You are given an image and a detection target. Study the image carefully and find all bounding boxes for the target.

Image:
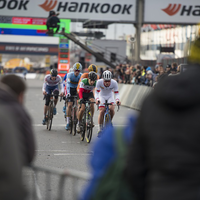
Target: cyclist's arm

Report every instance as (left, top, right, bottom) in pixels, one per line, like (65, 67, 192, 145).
(42, 76, 47, 92)
(95, 80, 101, 101)
(67, 73, 71, 94)
(113, 81, 120, 102)
(63, 74, 67, 87)
(59, 76, 64, 93)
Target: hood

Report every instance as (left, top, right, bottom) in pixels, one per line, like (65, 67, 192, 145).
(154, 65, 200, 109)
(0, 83, 18, 104)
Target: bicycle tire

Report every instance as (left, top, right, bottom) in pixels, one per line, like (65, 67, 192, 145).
(72, 107, 77, 136)
(70, 116, 73, 134)
(48, 104, 53, 131)
(104, 113, 111, 128)
(46, 109, 50, 130)
(80, 115, 86, 141)
(86, 112, 93, 143)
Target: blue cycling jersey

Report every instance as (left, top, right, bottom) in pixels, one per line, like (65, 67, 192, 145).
(67, 72, 82, 94)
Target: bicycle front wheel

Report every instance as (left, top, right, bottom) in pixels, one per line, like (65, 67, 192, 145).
(48, 104, 53, 131)
(86, 112, 93, 143)
(72, 107, 77, 136)
(104, 113, 111, 128)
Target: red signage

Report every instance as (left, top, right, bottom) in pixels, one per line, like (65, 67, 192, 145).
(12, 17, 47, 25)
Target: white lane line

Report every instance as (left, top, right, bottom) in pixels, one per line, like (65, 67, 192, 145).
(54, 153, 92, 156)
(36, 150, 67, 152)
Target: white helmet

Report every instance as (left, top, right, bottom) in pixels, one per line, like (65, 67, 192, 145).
(73, 62, 82, 71)
(103, 70, 112, 81)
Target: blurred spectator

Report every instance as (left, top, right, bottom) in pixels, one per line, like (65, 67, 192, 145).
(0, 75, 35, 200)
(171, 62, 177, 72)
(146, 70, 154, 87)
(81, 116, 137, 200)
(125, 66, 131, 84)
(165, 64, 171, 74)
(125, 63, 200, 200)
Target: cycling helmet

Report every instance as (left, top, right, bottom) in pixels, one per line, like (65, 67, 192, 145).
(88, 64, 98, 73)
(73, 62, 82, 71)
(88, 71, 97, 81)
(102, 70, 112, 81)
(50, 69, 57, 77)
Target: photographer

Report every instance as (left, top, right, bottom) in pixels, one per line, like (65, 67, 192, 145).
(46, 10, 60, 34)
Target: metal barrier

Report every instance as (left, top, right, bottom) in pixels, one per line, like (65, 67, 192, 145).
(24, 164, 90, 200)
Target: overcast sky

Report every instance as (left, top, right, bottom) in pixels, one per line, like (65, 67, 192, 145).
(71, 22, 135, 40)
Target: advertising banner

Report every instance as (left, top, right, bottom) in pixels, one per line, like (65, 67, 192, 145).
(144, 0, 200, 24)
(0, 0, 136, 22)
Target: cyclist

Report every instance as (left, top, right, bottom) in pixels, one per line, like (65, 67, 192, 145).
(65, 62, 82, 130)
(76, 71, 97, 133)
(42, 69, 64, 125)
(62, 68, 74, 113)
(95, 70, 121, 136)
(77, 64, 99, 94)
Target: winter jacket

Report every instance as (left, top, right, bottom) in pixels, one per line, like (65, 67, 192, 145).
(125, 64, 200, 200)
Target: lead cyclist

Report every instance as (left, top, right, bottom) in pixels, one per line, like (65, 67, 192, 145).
(95, 70, 121, 136)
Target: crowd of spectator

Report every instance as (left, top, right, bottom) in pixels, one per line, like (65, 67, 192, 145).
(99, 62, 181, 88)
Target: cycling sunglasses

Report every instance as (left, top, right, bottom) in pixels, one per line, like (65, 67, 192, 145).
(75, 70, 80, 72)
(104, 80, 111, 83)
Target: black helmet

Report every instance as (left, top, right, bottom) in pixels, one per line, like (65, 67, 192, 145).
(50, 69, 57, 77)
(88, 71, 97, 81)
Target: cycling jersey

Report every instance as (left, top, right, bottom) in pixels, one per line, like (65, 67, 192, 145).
(95, 79, 120, 106)
(77, 73, 99, 93)
(42, 74, 64, 93)
(67, 72, 82, 94)
(79, 78, 96, 99)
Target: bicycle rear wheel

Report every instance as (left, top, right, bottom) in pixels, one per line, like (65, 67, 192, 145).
(86, 112, 93, 143)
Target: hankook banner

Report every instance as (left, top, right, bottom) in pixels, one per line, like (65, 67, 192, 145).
(0, 42, 58, 55)
(0, 0, 136, 22)
(144, 0, 200, 24)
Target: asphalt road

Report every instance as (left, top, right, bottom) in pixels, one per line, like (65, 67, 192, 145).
(24, 79, 138, 199)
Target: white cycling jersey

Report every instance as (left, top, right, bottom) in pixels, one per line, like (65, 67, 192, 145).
(95, 79, 120, 106)
(42, 74, 64, 93)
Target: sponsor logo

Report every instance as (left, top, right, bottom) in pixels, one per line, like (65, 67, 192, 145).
(39, 0, 58, 12)
(162, 4, 200, 16)
(39, 0, 132, 15)
(76, 63, 80, 69)
(162, 4, 181, 16)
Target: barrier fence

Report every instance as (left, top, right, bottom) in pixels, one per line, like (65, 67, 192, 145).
(24, 164, 90, 200)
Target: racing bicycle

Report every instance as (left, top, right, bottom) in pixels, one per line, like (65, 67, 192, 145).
(79, 100, 95, 143)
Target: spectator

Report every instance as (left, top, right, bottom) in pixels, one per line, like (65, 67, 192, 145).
(0, 75, 35, 200)
(125, 61, 200, 200)
(81, 116, 137, 200)
(171, 62, 177, 72)
(46, 10, 60, 34)
(125, 66, 131, 84)
(146, 70, 154, 87)
(165, 64, 171, 74)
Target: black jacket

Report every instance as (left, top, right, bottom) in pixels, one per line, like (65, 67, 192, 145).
(126, 65, 200, 200)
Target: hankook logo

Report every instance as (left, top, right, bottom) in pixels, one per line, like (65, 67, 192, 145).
(38, 0, 132, 15)
(162, 4, 181, 16)
(162, 4, 200, 17)
(39, 0, 58, 12)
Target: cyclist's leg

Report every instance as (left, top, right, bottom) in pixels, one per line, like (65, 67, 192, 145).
(98, 96, 105, 132)
(89, 92, 95, 117)
(108, 96, 115, 120)
(78, 103, 85, 122)
(43, 95, 50, 124)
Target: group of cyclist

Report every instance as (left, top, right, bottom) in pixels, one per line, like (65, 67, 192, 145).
(42, 62, 121, 136)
